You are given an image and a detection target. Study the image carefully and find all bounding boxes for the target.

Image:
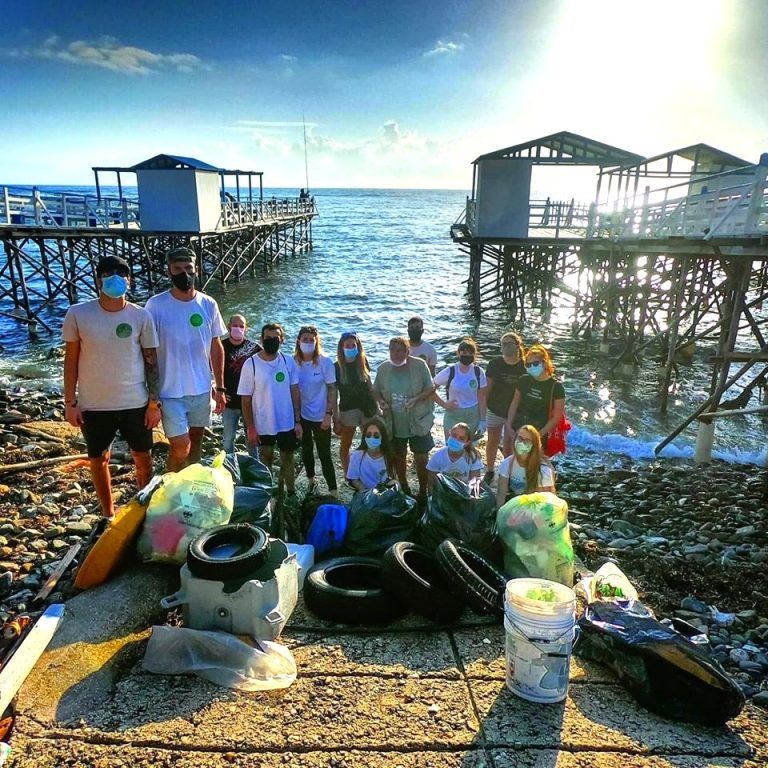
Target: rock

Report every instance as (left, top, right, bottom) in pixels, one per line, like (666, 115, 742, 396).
(683, 544, 709, 556)
(0, 572, 13, 598)
(736, 610, 758, 627)
(681, 596, 708, 614)
(752, 690, 768, 708)
(735, 525, 757, 538)
(65, 521, 92, 536)
(607, 538, 639, 549)
(610, 520, 642, 537)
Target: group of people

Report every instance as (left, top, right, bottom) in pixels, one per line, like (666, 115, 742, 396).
(63, 246, 566, 518)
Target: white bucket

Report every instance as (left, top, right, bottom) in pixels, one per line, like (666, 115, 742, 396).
(504, 578, 576, 704)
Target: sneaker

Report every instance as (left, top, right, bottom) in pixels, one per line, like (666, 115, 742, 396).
(483, 470, 495, 485)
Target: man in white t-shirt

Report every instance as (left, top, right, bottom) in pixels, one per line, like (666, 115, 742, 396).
(407, 316, 438, 375)
(145, 247, 227, 471)
(63, 255, 161, 517)
(238, 322, 302, 494)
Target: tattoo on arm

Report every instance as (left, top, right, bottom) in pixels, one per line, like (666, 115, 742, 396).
(142, 347, 160, 400)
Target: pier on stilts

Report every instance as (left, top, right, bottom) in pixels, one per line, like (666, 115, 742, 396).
(0, 154, 316, 338)
(452, 131, 768, 457)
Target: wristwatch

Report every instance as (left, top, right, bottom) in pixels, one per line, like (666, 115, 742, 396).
(214, 387, 226, 393)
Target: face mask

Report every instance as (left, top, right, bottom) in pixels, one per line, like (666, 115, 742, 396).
(408, 329, 423, 343)
(526, 363, 544, 377)
(229, 327, 245, 342)
(515, 439, 533, 455)
(459, 354, 474, 366)
(390, 357, 408, 367)
(366, 436, 382, 449)
(300, 341, 316, 356)
(263, 337, 281, 354)
(100, 274, 128, 299)
(171, 271, 195, 291)
(446, 436, 465, 452)
(343, 347, 359, 360)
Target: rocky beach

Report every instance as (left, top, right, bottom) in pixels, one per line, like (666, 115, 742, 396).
(0, 382, 766, 710)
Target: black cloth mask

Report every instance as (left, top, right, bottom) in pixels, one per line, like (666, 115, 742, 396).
(408, 329, 423, 343)
(171, 271, 195, 291)
(459, 354, 474, 366)
(263, 337, 281, 354)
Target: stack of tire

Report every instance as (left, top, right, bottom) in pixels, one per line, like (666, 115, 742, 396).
(303, 540, 508, 625)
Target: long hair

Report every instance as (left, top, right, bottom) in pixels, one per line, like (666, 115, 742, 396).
(294, 324, 322, 364)
(525, 344, 555, 377)
(357, 416, 395, 477)
(517, 424, 555, 493)
(451, 422, 481, 465)
(336, 333, 370, 383)
(501, 331, 525, 361)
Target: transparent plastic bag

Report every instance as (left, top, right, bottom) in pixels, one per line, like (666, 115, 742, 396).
(137, 452, 235, 564)
(142, 625, 297, 690)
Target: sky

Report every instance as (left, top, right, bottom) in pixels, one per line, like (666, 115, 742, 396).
(1, 0, 767, 189)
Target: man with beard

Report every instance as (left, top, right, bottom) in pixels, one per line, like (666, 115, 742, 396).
(145, 247, 227, 471)
(406, 315, 437, 376)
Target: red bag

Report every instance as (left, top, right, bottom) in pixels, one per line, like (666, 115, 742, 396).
(545, 383, 570, 457)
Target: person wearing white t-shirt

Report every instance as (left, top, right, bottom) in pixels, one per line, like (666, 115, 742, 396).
(434, 337, 488, 440)
(239, 322, 302, 494)
(346, 417, 395, 491)
(63, 255, 161, 517)
(496, 425, 556, 507)
(426, 423, 484, 490)
(145, 247, 227, 472)
(407, 315, 438, 375)
(293, 325, 337, 495)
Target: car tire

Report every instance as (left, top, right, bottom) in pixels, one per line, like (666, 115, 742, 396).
(187, 523, 271, 581)
(435, 539, 507, 618)
(381, 541, 465, 623)
(303, 556, 405, 625)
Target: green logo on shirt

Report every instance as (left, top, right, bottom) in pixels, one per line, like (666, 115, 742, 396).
(115, 323, 132, 338)
(469, 379, 478, 389)
(275, 371, 286, 383)
(190, 313, 204, 327)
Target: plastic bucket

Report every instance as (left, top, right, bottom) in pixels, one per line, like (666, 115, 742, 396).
(504, 577, 576, 704)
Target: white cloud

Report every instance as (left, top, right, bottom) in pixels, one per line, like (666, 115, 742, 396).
(423, 39, 464, 57)
(280, 54, 297, 63)
(7, 35, 207, 75)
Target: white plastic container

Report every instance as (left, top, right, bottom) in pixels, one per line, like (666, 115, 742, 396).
(286, 543, 315, 590)
(504, 578, 576, 704)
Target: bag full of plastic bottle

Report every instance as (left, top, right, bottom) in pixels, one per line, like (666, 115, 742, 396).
(137, 451, 235, 564)
(495, 491, 574, 586)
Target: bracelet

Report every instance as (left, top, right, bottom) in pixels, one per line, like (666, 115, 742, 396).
(214, 387, 226, 393)
(147, 400, 162, 410)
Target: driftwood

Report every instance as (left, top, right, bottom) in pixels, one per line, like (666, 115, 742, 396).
(33, 543, 82, 603)
(0, 453, 88, 476)
(7, 425, 67, 444)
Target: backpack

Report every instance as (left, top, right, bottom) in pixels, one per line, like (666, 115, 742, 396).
(446, 364, 482, 401)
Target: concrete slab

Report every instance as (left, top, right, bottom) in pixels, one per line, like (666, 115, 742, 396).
(283, 631, 460, 678)
(20, 670, 481, 751)
(452, 626, 616, 683)
(16, 564, 177, 723)
(470, 679, 752, 757)
(488, 749, 763, 768)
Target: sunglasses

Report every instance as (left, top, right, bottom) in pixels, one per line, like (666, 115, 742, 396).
(526, 361, 543, 367)
(365, 432, 381, 438)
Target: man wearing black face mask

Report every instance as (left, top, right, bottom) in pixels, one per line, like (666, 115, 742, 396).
(406, 316, 437, 376)
(145, 247, 228, 471)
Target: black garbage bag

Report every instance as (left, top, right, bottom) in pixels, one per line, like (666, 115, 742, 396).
(221, 452, 276, 531)
(418, 475, 497, 557)
(345, 484, 418, 557)
(575, 600, 745, 725)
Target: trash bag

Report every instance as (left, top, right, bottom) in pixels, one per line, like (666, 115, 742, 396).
(220, 453, 275, 529)
(345, 484, 418, 557)
(575, 600, 745, 725)
(137, 451, 234, 564)
(495, 492, 574, 586)
(143, 625, 296, 690)
(306, 503, 349, 558)
(418, 475, 497, 557)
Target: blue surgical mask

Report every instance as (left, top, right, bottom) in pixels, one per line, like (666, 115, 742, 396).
(446, 436, 465, 452)
(366, 436, 382, 449)
(101, 274, 128, 299)
(526, 363, 544, 377)
(515, 439, 533, 455)
(343, 347, 359, 360)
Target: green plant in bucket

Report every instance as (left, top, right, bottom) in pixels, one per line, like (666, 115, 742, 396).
(526, 586, 558, 602)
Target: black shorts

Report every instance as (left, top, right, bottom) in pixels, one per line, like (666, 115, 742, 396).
(81, 407, 152, 458)
(259, 429, 299, 451)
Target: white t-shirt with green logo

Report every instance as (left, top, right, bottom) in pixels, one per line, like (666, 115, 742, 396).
(145, 291, 227, 399)
(426, 446, 484, 481)
(238, 352, 299, 435)
(62, 299, 159, 410)
(433, 364, 488, 408)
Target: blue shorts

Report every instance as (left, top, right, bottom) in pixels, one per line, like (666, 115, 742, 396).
(392, 433, 434, 457)
(161, 393, 212, 438)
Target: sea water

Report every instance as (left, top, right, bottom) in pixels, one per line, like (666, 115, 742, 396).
(0, 185, 766, 466)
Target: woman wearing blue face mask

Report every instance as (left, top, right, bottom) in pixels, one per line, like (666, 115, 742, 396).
(496, 425, 555, 507)
(334, 332, 378, 475)
(426, 422, 484, 491)
(505, 345, 565, 455)
(346, 417, 395, 491)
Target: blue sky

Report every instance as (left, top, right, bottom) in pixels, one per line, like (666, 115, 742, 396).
(1, 0, 767, 188)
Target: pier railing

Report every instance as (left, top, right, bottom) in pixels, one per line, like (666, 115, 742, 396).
(219, 197, 317, 230)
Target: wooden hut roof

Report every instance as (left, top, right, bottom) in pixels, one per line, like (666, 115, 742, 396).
(606, 143, 750, 174)
(473, 131, 643, 167)
(130, 154, 221, 172)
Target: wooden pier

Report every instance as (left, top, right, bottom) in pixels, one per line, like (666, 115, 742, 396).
(452, 132, 768, 456)
(0, 155, 316, 338)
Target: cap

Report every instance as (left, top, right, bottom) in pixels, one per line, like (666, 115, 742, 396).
(165, 246, 196, 266)
(96, 255, 130, 277)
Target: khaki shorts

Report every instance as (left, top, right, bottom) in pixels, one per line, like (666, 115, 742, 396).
(337, 408, 366, 428)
